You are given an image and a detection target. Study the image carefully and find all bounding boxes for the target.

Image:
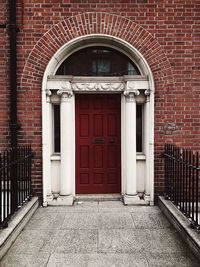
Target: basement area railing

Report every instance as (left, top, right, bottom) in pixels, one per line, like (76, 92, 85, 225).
(164, 144, 200, 229)
(0, 146, 33, 228)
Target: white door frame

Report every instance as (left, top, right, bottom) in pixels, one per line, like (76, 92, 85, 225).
(42, 35, 154, 206)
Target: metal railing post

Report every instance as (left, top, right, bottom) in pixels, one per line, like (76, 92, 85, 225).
(0, 146, 33, 228)
(164, 144, 200, 229)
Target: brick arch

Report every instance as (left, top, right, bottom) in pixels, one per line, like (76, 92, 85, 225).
(21, 12, 174, 88)
(19, 12, 174, 198)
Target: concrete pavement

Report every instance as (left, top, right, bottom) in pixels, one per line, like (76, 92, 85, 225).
(0, 200, 199, 266)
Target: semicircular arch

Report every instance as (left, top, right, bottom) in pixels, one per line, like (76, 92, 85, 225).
(21, 12, 174, 91)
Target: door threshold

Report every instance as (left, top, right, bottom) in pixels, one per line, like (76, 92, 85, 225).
(75, 194, 122, 202)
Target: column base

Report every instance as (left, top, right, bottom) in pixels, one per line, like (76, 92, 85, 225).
(144, 194, 154, 206)
(144, 194, 151, 202)
(56, 195, 74, 206)
(123, 194, 141, 205)
(46, 193, 54, 202)
(43, 194, 54, 206)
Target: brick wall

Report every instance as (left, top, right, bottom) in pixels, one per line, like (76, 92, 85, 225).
(0, 2, 9, 150)
(0, 0, 199, 199)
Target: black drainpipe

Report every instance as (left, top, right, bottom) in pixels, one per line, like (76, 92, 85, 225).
(8, 0, 18, 148)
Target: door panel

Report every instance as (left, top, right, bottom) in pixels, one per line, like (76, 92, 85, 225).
(93, 145, 104, 168)
(76, 94, 121, 194)
(80, 115, 89, 136)
(107, 145, 117, 167)
(80, 146, 89, 168)
(80, 173, 89, 184)
(94, 114, 104, 136)
(94, 173, 103, 184)
(107, 114, 117, 136)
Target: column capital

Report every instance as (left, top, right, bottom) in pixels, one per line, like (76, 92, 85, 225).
(46, 89, 52, 96)
(124, 80, 140, 102)
(144, 89, 151, 102)
(57, 82, 73, 102)
(124, 89, 140, 102)
(46, 89, 52, 103)
(144, 89, 151, 96)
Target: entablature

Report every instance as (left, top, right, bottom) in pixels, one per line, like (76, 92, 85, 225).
(47, 75, 150, 93)
(46, 75, 151, 104)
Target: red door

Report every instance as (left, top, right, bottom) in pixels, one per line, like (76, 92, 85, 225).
(76, 94, 121, 194)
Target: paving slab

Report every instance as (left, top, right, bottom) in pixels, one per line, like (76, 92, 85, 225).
(54, 229, 98, 254)
(39, 201, 99, 213)
(145, 252, 199, 267)
(47, 253, 149, 267)
(98, 228, 187, 254)
(0, 252, 49, 267)
(131, 211, 172, 229)
(26, 212, 66, 230)
(6, 230, 59, 254)
(98, 201, 161, 213)
(98, 200, 133, 213)
(128, 205, 162, 213)
(137, 228, 191, 253)
(61, 213, 99, 229)
(98, 229, 141, 253)
(98, 212, 135, 229)
(0, 200, 199, 267)
(98, 200, 125, 208)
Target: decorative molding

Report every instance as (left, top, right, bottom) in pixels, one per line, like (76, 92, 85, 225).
(46, 89, 52, 103)
(46, 79, 150, 105)
(144, 89, 151, 96)
(58, 81, 71, 91)
(57, 89, 73, 97)
(124, 89, 140, 102)
(72, 82, 124, 92)
(58, 90, 73, 103)
(145, 89, 151, 102)
(46, 89, 52, 97)
(126, 79, 150, 91)
(46, 76, 149, 93)
(47, 79, 73, 91)
(125, 80, 141, 102)
(57, 82, 73, 102)
(126, 81, 136, 90)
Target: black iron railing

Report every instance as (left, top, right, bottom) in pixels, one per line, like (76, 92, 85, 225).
(0, 146, 33, 228)
(164, 144, 200, 229)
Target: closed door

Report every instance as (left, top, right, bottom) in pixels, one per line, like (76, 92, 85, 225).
(75, 94, 121, 194)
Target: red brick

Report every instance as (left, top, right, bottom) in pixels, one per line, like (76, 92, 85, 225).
(0, 1, 199, 199)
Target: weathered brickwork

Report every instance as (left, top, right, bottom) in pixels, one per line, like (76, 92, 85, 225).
(0, 2, 9, 150)
(0, 1, 199, 199)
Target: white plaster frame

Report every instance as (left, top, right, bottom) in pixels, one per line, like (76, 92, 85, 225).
(42, 34, 154, 206)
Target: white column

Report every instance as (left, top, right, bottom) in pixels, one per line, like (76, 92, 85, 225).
(43, 90, 53, 205)
(149, 89, 154, 205)
(144, 89, 151, 202)
(57, 83, 74, 205)
(123, 85, 140, 205)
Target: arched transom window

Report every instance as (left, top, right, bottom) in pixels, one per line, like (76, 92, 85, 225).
(56, 46, 140, 76)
